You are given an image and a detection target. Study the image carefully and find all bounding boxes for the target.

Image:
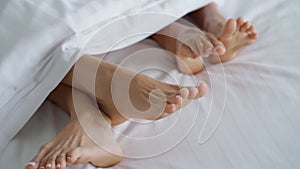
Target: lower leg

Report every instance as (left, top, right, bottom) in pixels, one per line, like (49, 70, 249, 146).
(189, 2, 225, 38)
(48, 83, 111, 122)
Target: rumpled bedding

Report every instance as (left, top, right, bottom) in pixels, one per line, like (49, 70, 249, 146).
(0, 0, 223, 153)
(1, 0, 300, 169)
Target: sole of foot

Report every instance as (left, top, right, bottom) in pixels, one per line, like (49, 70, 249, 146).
(210, 17, 258, 63)
(25, 119, 122, 169)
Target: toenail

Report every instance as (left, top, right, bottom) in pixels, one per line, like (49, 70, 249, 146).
(180, 88, 189, 98)
(26, 161, 37, 166)
(46, 163, 51, 168)
(176, 95, 180, 99)
(40, 166, 45, 169)
(66, 156, 72, 161)
(216, 45, 225, 54)
(56, 164, 61, 168)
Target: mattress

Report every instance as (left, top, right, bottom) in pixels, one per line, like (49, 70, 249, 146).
(1, 0, 300, 169)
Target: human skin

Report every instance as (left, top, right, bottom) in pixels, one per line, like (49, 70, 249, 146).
(26, 55, 208, 169)
(152, 2, 258, 74)
(25, 2, 258, 169)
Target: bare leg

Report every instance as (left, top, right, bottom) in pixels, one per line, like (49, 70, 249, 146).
(61, 55, 208, 125)
(25, 84, 122, 169)
(190, 2, 226, 38)
(190, 2, 258, 63)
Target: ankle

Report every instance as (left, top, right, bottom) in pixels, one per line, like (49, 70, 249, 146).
(190, 2, 224, 29)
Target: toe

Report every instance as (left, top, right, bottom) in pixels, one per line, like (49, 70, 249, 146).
(246, 25, 255, 33)
(45, 154, 58, 169)
(167, 99, 183, 113)
(179, 82, 207, 100)
(167, 94, 182, 105)
(165, 104, 177, 114)
(38, 165, 45, 169)
(194, 82, 208, 98)
(66, 148, 82, 164)
(220, 19, 237, 38)
(248, 32, 258, 39)
(240, 22, 250, 32)
(25, 161, 38, 169)
(39, 157, 49, 169)
(215, 45, 226, 56)
(236, 17, 244, 27)
(39, 151, 58, 169)
(245, 22, 252, 30)
(188, 87, 199, 99)
(164, 99, 184, 115)
(45, 162, 54, 169)
(179, 88, 189, 98)
(170, 104, 177, 112)
(165, 95, 182, 114)
(55, 154, 66, 169)
(205, 32, 225, 55)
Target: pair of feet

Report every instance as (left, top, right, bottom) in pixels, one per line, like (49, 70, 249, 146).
(25, 3, 258, 169)
(153, 4, 257, 74)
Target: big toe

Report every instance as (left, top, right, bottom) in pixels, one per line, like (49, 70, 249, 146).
(25, 161, 38, 169)
(220, 19, 237, 38)
(194, 82, 208, 98)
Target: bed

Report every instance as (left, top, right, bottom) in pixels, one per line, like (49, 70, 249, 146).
(1, 0, 300, 169)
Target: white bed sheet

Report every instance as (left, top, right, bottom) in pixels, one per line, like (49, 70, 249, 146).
(0, 0, 221, 153)
(1, 0, 300, 169)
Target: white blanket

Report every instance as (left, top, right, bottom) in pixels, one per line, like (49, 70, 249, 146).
(0, 0, 222, 153)
(1, 0, 300, 169)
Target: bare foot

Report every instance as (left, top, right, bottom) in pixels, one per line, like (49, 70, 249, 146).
(25, 85, 122, 169)
(62, 55, 208, 125)
(151, 22, 225, 74)
(25, 116, 122, 169)
(210, 18, 258, 63)
(190, 3, 258, 63)
(97, 64, 208, 125)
